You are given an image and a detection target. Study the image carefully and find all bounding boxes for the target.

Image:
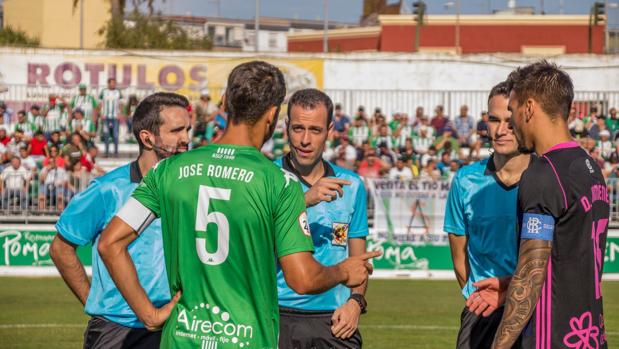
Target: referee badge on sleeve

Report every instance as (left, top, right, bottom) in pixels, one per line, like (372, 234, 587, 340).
(332, 223, 349, 246)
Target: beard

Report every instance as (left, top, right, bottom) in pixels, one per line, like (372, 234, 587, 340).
(513, 129, 534, 154)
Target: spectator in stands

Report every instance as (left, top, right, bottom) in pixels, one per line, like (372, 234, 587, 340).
(38, 155, 68, 211)
(0, 156, 30, 210)
(99, 78, 123, 157)
(0, 103, 12, 127)
(48, 131, 63, 149)
(400, 137, 416, 159)
(18, 147, 37, 172)
(62, 133, 85, 167)
(28, 105, 45, 131)
(80, 145, 105, 175)
(389, 155, 414, 180)
(334, 135, 357, 164)
(454, 105, 474, 148)
(0, 128, 10, 146)
(419, 158, 441, 180)
(43, 145, 66, 169)
(470, 111, 490, 159)
(66, 161, 90, 200)
(192, 93, 216, 138)
(6, 129, 27, 157)
(68, 109, 95, 144)
(377, 141, 396, 167)
(28, 130, 49, 161)
(598, 130, 613, 160)
(333, 104, 351, 135)
(357, 149, 387, 178)
(589, 115, 607, 141)
(437, 151, 452, 176)
(70, 84, 98, 124)
(370, 112, 387, 137)
(373, 124, 394, 149)
(43, 94, 69, 136)
(124, 94, 139, 139)
(0, 113, 7, 133)
(394, 114, 414, 149)
(354, 106, 367, 122)
(446, 160, 460, 181)
(433, 126, 460, 156)
(349, 116, 370, 147)
(607, 107, 619, 138)
(431, 105, 450, 135)
(13, 110, 35, 139)
(413, 125, 434, 155)
(569, 106, 587, 139)
(412, 106, 426, 127)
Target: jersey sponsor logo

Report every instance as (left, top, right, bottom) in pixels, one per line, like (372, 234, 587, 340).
(281, 168, 299, 187)
(586, 159, 595, 174)
(176, 302, 253, 348)
(332, 222, 349, 246)
(213, 147, 236, 160)
(298, 211, 311, 236)
(521, 213, 554, 241)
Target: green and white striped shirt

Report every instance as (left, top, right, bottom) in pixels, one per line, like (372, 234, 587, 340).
(44, 105, 68, 133)
(99, 88, 122, 119)
(71, 94, 98, 121)
(70, 118, 95, 133)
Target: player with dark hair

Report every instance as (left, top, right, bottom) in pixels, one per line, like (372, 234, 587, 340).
(276, 88, 369, 348)
(492, 60, 609, 348)
(50, 92, 191, 348)
(444, 81, 531, 348)
(97, 61, 379, 349)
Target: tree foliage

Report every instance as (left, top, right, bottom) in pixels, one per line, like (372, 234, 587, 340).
(101, 11, 212, 50)
(0, 26, 39, 47)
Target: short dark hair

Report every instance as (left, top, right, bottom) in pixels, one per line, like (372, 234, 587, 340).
(224, 61, 286, 126)
(506, 60, 574, 120)
(488, 81, 510, 102)
(132, 92, 189, 151)
(286, 88, 334, 127)
(107, 78, 115, 84)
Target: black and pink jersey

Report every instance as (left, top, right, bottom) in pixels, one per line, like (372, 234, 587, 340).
(517, 141, 609, 349)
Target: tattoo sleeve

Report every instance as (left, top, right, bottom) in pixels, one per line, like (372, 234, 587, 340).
(492, 239, 552, 349)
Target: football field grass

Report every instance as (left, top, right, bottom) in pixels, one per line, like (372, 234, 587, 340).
(0, 277, 617, 348)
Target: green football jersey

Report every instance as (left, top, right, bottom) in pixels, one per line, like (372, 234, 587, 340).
(131, 144, 314, 349)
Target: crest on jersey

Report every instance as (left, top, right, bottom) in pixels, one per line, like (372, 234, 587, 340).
(331, 222, 349, 246)
(298, 211, 311, 236)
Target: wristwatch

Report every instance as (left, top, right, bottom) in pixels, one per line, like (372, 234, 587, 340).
(348, 293, 367, 314)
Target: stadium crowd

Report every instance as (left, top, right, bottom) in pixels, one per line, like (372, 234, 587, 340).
(2, 85, 619, 213)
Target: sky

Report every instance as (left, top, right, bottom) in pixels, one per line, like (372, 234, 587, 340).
(144, 0, 618, 26)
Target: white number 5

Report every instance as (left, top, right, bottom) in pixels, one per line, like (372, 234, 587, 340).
(195, 185, 231, 265)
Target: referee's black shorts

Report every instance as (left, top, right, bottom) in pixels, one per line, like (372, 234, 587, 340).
(83, 316, 161, 349)
(279, 307, 362, 349)
(456, 306, 504, 349)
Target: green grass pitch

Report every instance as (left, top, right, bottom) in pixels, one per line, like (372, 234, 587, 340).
(0, 278, 617, 348)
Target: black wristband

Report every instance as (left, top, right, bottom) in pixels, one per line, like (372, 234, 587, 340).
(348, 293, 367, 314)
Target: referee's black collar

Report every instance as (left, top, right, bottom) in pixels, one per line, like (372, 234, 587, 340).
(484, 154, 535, 190)
(282, 152, 335, 188)
(130, 160, 143, 183)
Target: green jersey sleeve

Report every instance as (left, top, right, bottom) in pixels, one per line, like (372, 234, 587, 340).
(132, 162, 163, 217)
(274, 175, 314, 258)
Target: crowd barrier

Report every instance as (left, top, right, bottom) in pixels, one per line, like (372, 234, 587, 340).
(1, 178, 619, 279)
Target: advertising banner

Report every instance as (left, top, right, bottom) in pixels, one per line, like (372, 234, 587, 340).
(0, 228, 91, 267)
(0, 48, 324, 106)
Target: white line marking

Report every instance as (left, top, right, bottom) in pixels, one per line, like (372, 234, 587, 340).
(0, 324, 84, 329)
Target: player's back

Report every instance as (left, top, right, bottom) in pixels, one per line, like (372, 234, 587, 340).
(518, 142, 609, 348)
(134, 144, 313, 349)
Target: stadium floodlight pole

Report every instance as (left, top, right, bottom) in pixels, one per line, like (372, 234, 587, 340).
(80, 0, 84, 49)
(323, 0, 328, 53)
(255, 0, 260, 53)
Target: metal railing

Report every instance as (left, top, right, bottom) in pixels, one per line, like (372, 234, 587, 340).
(0, 171, 93, 221)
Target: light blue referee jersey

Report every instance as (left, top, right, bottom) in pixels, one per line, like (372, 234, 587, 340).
(443, 157, 520, 299)
(275, 155, 369, 311)
(55, 162, 170, 328)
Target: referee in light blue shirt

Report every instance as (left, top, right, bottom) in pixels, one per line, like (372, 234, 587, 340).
(443, 81, 531, 349)
(50, 92, 192, 349)
(275, 89, 369, 348)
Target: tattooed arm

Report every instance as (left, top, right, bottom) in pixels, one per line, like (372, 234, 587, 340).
(492, 239, 552, 349)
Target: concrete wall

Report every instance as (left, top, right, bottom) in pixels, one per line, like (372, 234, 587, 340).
(3, 0, 110, 49)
